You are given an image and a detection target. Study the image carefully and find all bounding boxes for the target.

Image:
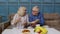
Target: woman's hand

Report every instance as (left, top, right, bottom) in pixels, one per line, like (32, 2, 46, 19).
(14, 17, 21, 25)
(17, 17, 21, 22)
(22, 23, 28, 28)
(22, 23, 27, 26)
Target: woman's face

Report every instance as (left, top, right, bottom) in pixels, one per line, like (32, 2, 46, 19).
(18, 9, 26, 16)
(23, 9, 26, 14)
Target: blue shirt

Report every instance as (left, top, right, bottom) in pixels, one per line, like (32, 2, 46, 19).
(29, 12, 44, 26)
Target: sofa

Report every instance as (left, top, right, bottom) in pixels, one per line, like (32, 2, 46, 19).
(0, 20, 10, 34)
(8, 13, 60, 30)
(44, 13, 60, 31)
(0, 13, 60, 34)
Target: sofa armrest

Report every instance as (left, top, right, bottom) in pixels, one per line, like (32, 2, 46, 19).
(0, 23, 2, 34)
(3, 20, 10, 29)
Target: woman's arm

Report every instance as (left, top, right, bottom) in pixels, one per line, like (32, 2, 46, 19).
(11, 14, 20, 25)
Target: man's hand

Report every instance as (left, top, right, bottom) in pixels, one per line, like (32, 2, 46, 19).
(29, 19, 40, 28)
(31, 22, 36, 28)
(35, 19, 40, 23)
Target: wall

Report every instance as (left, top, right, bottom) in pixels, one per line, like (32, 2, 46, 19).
(0, 0, 60, 22)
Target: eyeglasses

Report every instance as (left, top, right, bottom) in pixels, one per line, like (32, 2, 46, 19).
(32, 11, 37, 12)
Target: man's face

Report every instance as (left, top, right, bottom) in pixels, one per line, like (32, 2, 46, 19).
(32, 11, 39, 15)
(32, 6, 39, 15)
(32, 8, 39, 16)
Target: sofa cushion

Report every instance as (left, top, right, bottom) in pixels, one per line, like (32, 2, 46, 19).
(8, 13, 60, 20)
(0, 24, 2, 34)
(45, 20, 59, 27)
(44, 13, 59, 20)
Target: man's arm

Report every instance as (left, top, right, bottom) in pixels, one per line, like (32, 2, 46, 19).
(40, 14, 45, 26)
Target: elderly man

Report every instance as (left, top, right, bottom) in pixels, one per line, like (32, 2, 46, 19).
(29, 6, 44, 28)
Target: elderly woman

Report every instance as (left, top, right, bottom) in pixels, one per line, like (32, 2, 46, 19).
(11, 6, 29, 29)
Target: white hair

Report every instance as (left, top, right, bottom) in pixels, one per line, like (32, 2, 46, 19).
(32, 6, 39, 11)
(17, 6, 26, 16)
